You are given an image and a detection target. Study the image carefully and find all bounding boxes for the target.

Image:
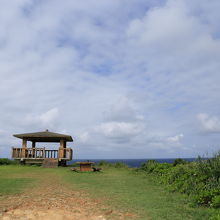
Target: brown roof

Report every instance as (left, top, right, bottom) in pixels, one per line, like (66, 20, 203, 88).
(13, 130, 73, 142)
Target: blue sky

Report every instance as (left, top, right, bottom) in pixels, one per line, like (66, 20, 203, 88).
(0, 0, 220, 159)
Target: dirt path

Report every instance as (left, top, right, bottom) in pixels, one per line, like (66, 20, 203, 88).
(0, 171, 127, 220)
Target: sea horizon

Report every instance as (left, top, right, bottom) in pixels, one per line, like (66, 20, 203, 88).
(68, 157, 207, 167)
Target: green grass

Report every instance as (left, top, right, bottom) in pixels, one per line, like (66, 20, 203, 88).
(61, 167, 216, 220)
(0, 165, 219, 219)
(0, 178, 33, 195)
(0, 165, 41, 195)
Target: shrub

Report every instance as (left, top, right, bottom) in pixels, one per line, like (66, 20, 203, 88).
(196, 153, 220, 181)
(68, 162, 78, 167)
(192, 189, 219, 206)
(0, 158, 18, 165)
(212, 195, 220, 208)
(139, 152, 220, 208)
(140, 160, 172, 175)
(153, 163, 172, 174)
(96, 161, 128, 168)
(140, 160, 157, 173)
(173, 158, 187, 166)
(97, 160, 109, 166)
(209, 213, 220, 220)
(113, 162, 128, 168)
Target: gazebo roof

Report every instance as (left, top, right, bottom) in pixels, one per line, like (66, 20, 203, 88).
(13, 130, 73, 142)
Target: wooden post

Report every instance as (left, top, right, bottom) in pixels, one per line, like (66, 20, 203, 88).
(43, 147, 45, 158)
(22, 139, 27, 148)
(59, 139, 66, 159)
(63, 140, 66, 158)
(11, 147, 14, 158)
(21, 139, 27, 158)
(70, 149, 73, 160)
(32, 141, 36, 158)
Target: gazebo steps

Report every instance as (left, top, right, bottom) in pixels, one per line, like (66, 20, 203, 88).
(23, 159, 44, 165)
(42, 159, 58, 168)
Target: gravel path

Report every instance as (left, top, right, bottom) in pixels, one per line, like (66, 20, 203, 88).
(0, 171, 126, 220)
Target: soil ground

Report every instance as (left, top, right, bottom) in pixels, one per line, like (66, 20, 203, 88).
(0, 171, 127, 220)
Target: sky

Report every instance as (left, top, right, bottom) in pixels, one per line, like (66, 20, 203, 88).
(0, 0, 220, 159)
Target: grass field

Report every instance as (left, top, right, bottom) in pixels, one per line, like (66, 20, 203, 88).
(0, 166, 36, 195)
(0, 165, 218, 219)
(62, 167, 216, 220)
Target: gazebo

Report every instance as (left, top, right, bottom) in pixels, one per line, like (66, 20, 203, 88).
(11, 130, 73, 167)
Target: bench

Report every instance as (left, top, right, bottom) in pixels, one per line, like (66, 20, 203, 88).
(70, 168, 79, 172)
(92, 167, 102, 172)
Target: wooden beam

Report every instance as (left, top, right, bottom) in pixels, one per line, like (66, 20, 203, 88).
(32, 142, 36, 158)
(21, 139, 27, 158)
(59, 139, 66, 159)
(22, 139, 27, 148)
(59, 139, 66, 148)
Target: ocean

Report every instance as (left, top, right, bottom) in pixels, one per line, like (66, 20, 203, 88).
(68, 158, 198, 168)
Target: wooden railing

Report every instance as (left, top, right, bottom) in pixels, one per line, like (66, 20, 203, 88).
(59, 148, 73, 160)
(12, 147, 72, 160)
(45, 150, 58, 159)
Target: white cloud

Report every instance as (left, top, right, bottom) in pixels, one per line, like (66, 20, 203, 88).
(167, 134, 184, 144)
(24, 108, 59, 129)
(197, 113, 220, 133)
(95, 122, 143, 139)
(103, 96, 144, 122)
(0, 0, 220, 158)
(126, 0, 220, 74)
(77, 132, 90, 143)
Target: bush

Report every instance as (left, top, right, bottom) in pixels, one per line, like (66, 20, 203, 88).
(209, 213, 220, 220)
(67, 162, 78, 167)
(140, 160, 157, 173)
(192, 189, 219, 206)
(212, 195, 220, 208)
(0, 158, 18, 165)
(140, 160, 172, 175)
(138, 152, 220, 208)
(196, 153, 220, 181)
(113, 162, 128, 168)
(173, 158, 187, 166)
(97, 160, 109, 166)
(96, 161, 128, 168)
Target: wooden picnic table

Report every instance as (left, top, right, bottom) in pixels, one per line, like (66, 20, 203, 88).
(76, 162, 94, 171)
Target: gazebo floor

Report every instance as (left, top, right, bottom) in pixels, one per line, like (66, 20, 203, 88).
(17, 158, 67, 167)
(21, 159, 44, 164)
